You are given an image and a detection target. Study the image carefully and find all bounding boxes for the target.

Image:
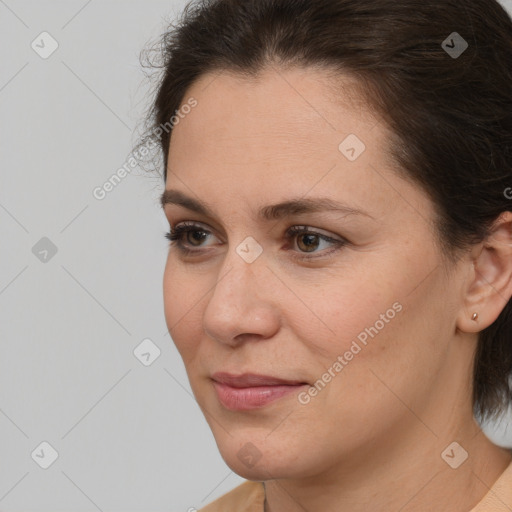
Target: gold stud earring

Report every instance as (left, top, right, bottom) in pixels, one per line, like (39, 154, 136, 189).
(472, 312, 478, 321)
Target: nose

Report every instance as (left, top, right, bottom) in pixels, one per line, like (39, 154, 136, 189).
(202, 245, 281, 347)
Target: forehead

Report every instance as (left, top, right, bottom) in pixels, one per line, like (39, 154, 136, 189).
(168, 66, 380, 169)
(164, 66, 430, 227)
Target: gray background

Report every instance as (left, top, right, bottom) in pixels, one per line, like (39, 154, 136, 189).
(1, 1, 511, 510)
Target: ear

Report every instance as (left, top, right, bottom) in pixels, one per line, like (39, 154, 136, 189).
(456, 211, 512, 333)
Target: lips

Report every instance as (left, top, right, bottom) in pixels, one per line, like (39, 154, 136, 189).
(212, 372, 307, 387)
(211, 372, 308, 410)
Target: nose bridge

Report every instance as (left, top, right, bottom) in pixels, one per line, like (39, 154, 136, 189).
(202, 240, 279, 343)
(217, 248, 259, 305)
(214, 233, 267, 303)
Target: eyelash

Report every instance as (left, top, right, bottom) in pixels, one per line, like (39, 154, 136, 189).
(164, 222, 347, 261)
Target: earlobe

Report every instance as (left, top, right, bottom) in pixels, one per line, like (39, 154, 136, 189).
(456, 211, 512, 334)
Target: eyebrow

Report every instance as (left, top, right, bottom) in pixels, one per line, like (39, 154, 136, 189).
(160, 189, 374, 221)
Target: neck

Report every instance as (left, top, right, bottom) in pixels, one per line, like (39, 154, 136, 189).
(263, 418, 511, 512)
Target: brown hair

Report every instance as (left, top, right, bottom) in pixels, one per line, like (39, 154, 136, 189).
(139, 0, 512, 422)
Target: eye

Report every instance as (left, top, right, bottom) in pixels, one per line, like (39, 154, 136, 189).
(164, 222, 347, 260)
(284, 226, 346, 260)
(164, 222, 216, 255)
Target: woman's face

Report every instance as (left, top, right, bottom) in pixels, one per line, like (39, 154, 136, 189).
(162, 66, 473, 480)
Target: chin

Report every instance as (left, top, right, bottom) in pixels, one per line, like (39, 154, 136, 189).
(225, 459, 274, 481)
(223, 453, 297, 481)
(214, 432, 315, 481)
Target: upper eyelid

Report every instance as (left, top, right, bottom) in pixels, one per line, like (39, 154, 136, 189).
(170, 222, 345, 243)
(167, 223, 348, 261)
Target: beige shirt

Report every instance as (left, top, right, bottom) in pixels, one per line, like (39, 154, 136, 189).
(199, 458, 512, 511)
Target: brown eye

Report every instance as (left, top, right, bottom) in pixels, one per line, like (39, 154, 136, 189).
(186, 229, 208, 246)
(296, 233, 320, 253)
(164, 223, 214, 254)
(285, 225, 347, 260)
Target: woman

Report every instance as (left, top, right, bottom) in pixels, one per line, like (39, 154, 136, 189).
(141, 0, 512, 509)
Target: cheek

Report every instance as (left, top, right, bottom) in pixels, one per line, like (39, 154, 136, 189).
(163, 260, 205, 363)
(297, 273, 399, 361)
(299, 266, 433, 385)
(308, 271, 447, 417)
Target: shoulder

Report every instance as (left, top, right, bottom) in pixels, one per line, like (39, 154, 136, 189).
(198, 480, 265, 512)
(470, 452, 512, 512)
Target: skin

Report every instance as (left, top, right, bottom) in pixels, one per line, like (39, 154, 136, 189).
(161, 65, 512, 512)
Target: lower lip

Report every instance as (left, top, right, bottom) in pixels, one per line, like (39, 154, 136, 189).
(212, 381, 307, 411)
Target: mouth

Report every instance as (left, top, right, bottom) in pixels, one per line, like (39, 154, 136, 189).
(211, 372, 309, 411)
